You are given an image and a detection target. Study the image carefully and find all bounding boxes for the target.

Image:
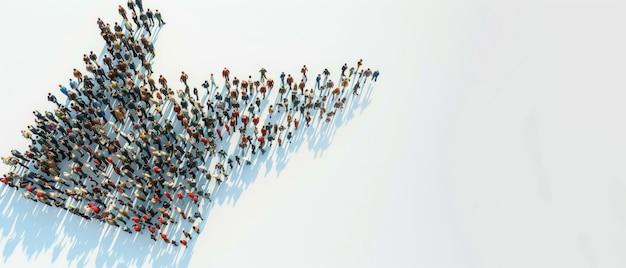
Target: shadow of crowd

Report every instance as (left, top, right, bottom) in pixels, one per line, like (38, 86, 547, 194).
(0, 2, 380, 267)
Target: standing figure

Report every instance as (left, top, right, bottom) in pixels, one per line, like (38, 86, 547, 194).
(135, 0, 144, 12)
(300, 65, 308, 81)
(259, 67, 268, 82)
(372, 70, 380, 82)
(118, 5, 128, 20)
(180, 71, 189, 87)
(155, 9, 166, 26)
(222, 68, 230, 82)
(146, 9, 155, 25)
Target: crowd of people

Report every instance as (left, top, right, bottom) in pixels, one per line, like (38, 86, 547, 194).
(0, 1, 379, 248)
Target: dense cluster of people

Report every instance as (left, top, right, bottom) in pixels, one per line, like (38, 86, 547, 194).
(1, 1, 379, 247)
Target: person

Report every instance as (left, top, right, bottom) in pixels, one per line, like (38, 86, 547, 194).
(259, 67, 267, 82)
(300, 65, 308, 81)
(180, 71, 189, 87)
(279, 72, 285, 86)
(286, 75, 293, 90)
(131, 11, 141, 29)
(118, 5, 127, 20)
(322, 68, 330, 78)
(146, 9, 155, 26)
(194, 211, 204, 220)
(59, 85, 69, 98)
(341, 63, 348, 76)
(348, 66, 355, 77)
(154, 10, 166, 26)
(124, 20, 134, 35)
(268, 105, 274, 118)
(364, 68, 372, 81)
(372, 69, 380, 82)
(222, 68, 230, 82)
(210, 73, 218, 89)
(139, 12, 151, 35)
(202, 80, 210, 94)
(48, 92, 60, 107)
(298, 80, 306, 94)
(352, 82, 360, 95)
(326, 80, 334, 91)
(73, 69, 83, 83)
(314, 74, 321, 90)
(135, 0, 143, 12)
(127, 0, 135, 12)
(158, 75, 167, 88)
(183, 229, 192, 240)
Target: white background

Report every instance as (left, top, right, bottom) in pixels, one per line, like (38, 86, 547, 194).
(0, 0, 625, 267)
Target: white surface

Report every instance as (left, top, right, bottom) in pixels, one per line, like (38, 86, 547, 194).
(0, 0, 625, 267)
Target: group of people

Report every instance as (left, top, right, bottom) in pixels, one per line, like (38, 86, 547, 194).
(1, 1, 379, 248)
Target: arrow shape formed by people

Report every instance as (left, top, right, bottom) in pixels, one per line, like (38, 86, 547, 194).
(1, 3, 380, 247)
